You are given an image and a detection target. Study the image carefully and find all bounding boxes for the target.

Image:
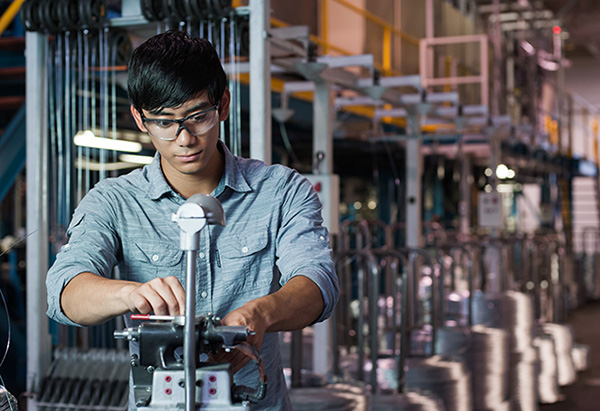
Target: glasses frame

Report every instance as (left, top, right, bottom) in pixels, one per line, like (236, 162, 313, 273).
(140, 104, 219, 141)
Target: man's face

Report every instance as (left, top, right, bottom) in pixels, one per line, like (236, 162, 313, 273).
(131, 91, 230, 184)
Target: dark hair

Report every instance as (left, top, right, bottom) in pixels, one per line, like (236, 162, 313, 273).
(127, 31, 227, 113)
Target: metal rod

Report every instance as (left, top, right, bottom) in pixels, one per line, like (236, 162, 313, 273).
(184, 249, 198, 411)
(26, 29, 52, 411)
(76, 30, 84, 203)
(397, 253, 408, 394)
(367, 252, 379, 394)
(290, 330, 303, 388)
(406, 248, 436, 356)
(249, 0, 271, 163)
(356, 256, 365, 382)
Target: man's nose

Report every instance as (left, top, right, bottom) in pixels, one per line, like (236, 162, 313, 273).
(174, 125, 195, 145)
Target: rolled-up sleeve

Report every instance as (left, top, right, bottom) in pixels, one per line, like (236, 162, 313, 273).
(46, 188, 119, 326)
(274, 171, 339, 323)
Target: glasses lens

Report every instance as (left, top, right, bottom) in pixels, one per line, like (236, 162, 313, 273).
(145, 120, 177, 140)
(182, 109, 219, 136)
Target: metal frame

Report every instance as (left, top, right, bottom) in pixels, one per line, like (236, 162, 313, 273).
(249, 0, 272, 164)
(26, 30, 52, 411)
(419, 34, 490, 107)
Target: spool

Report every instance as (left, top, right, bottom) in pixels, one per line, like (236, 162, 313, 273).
(533, 333, 562, 404)
(372, 391, 444, 410)
(541, 323, 576, 386)
(289, 383, 370, 411)
(571, 343, 591, 372)
(509, 346, 538, 411)
(405, 356, 472, 411)
(468, 325, 510, 410)
(453, 290, 538, 410)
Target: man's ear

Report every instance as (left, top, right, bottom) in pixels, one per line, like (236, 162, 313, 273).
(130, 105, 147, 132)
(218, 89, 231, 122)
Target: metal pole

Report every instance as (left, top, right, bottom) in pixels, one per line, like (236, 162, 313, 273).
(26, 30, 52, 411)
(490, 0, 502, 115)
(312, 80, 336, 376)
(313, 80, 333, 174)
(459, 152, 472, 235)
(425, 0, 435, 82)
(184, 250, 197, 411)
(249, 0, 271, 164)
(405, 113, 422, 248)
(367, 253, 379, 394)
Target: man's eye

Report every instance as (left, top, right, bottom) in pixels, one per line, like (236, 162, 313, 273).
(190, 113, 208, 123)
(152, 120, 174, 128)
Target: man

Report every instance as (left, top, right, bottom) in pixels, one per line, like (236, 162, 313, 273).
(46, 30, 339, 410)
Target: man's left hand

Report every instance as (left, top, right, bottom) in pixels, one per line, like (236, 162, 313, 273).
(211, 302, 266, 373)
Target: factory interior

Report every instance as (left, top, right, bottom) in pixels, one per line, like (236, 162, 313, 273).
(2, 0, 600, 409)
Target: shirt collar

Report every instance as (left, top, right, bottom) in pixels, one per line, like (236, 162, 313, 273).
(217, 140, 252, 195)
(145, 140, 252, 201)
(146, 152, 174, 200)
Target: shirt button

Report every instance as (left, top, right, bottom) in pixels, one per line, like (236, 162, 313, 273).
(242, 246, 249, 253)
(201, 291, 208, 298)
(319, 236, 325, 241)
(199, 252, 205, 258)
(152, 254, 159, 261)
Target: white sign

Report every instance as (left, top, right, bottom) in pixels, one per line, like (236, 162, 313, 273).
(478, 191, 503, 228)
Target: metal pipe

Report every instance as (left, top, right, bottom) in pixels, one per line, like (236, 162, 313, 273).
(290, 330, 303, 388)
(184, 249, 197, 411)
(313, 80, 333, 174)
(404, 247, 436, 356)
(366, 252, 379, 394)
(26, 29, 52, 411)
(249, 0, 271, 163)
(356, 254, 365, 382)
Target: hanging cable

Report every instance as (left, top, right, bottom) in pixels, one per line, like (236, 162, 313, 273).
(0, 280, 11, 372)
(278, 122, 299, 166)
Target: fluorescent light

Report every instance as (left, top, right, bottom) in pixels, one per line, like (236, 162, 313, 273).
(75, 158, 142, 171)
(74, 130, 142, 153)
(119, 154, 154, 165)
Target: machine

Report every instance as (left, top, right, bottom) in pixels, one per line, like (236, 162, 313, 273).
(113, 194, 266, 410)
(114, 314, 266, 410)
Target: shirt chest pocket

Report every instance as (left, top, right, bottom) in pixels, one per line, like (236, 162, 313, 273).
(125, 240, 185, 282)
(216, 228, 273, 293)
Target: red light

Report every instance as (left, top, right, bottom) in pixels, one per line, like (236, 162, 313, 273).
(553, 26, 562, 35)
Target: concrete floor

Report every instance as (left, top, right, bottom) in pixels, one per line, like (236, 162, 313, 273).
(541, 301, 600, 411)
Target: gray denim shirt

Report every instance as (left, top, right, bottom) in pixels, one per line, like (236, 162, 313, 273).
(46, 141, 339, 410)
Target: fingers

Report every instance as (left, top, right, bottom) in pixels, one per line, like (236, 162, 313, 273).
(221, 307, 266, 349)
(129, 276, 185, 316)
(159, 276, 186, 315)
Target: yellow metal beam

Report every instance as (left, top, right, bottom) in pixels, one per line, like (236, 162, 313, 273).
(0, 0, 26, 37)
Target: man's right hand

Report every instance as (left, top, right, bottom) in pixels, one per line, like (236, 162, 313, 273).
(61, 272, 186, 326)
(123, 276, 186, 316)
